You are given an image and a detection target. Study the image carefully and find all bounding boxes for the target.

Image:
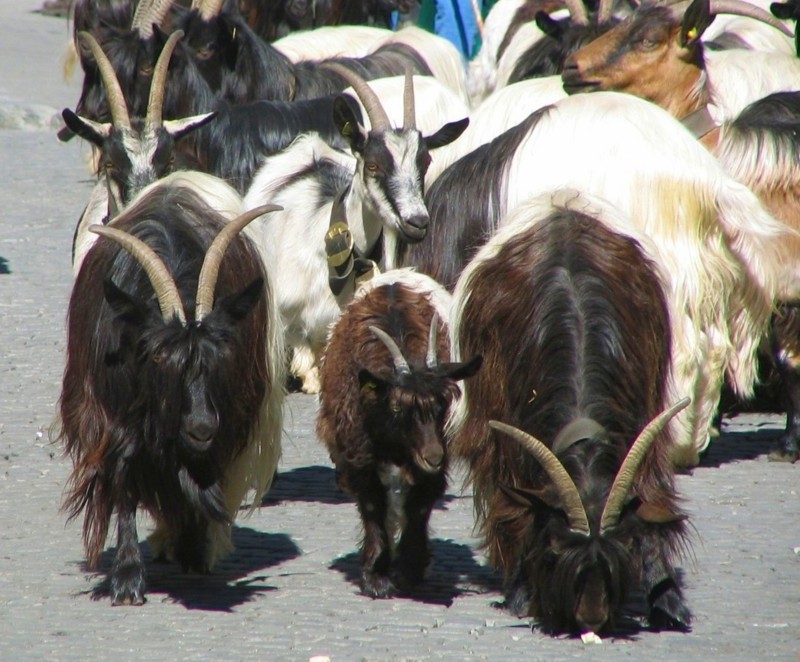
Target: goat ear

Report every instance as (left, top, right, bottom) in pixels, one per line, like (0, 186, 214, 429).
(635, 499, 687, 524)
(680, 0, 714, 46)
(103, 278, 150, 325)
(164, 112, 217, 140)
(358, 368, 387, 394)
(499, 482, 557, 511)
(334, 95, 367, 152)
(209, 277, 264, 323)
(535, 11, 564, 40)
(424, 117, 469, 150)
(62, 109, 110, 148)
(770, 1, 796, 19)
(439, 354, 483, 381)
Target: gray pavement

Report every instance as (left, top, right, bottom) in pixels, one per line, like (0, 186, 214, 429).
(0, 3, 798, 660)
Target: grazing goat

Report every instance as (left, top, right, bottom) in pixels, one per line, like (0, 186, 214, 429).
(448, 191, 692, 633)
(58, 185, 285, 605)
(399, 91, 791, 467)
(317, 270, 481, 597)
(65, 29, 216, 273)
(244, 68, 468, 393)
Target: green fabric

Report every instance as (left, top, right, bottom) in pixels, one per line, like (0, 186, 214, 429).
(417, 0, 437, 33)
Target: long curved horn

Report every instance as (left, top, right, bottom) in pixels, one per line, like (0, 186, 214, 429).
(195, 204, 282, 321)
(402, 68, 416, 131)
(599, 397, 691, 533)
(426, 312, 439, 368)
(193, 0, 226, 20)
(369, 326, 411, 375)
(131, 0, 175, 38)
(89, 224, 186, 324)
(710, 0, 794, 36)
(489, 420, 591, 536)
(325, 63, 391, 132)
(78, 31, 131, 129)
(563, 0, 590, 26)
(146, 29, 184, 127)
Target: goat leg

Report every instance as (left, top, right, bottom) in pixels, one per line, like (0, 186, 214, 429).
(110, 498, 145, 606)
(769, 311, 800, 462)
(392, 481, 441, 590)
(640, 531, 690, 631)
(356, 476, 394, 598)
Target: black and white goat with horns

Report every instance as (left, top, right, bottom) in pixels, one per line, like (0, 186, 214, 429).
(66, 29, 217, 274)
(244, 66, 468, 393)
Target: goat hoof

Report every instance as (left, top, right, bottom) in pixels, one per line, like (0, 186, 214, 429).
(111, 563, 146, 606)
(360, 572, 395, 599)
(768, 435, 799, 463)
(649, 587, 691, 631)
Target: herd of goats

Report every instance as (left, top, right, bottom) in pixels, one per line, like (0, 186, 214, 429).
(52, 0, 800, 639)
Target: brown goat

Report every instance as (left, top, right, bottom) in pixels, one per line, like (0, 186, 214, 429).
(316, 271, 480, 597)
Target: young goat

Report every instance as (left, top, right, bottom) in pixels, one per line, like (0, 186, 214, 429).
(57, 185, 285, 605)
(317, 270, 481, 597)
(448, 192, 692, 634)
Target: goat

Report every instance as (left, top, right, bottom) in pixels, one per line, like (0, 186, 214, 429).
(561, 0, 796, 147)
(398, 91, 791, 467)
(317, 269, 481, 597)
(64, 30, 216, 273)
(57, 183, 285, 605)
(447, 191, 692, 633)
(243, 68, 468, 393)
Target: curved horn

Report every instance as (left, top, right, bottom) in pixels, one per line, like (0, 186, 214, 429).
(193, 0, 226, 20)
(599, 397, 691, 533)
(426, 312, 439, 368)
(89, 224, 186, 324)
(368, 326, 411, 375)
(77, 31, 131, 129)
(146, 29, 184, 127)
(325, 63, 391, 132)
(195, 204, 282, 321)
(596, 0, 614, 25)
(563, 0, 590, 26)
(131, 0, 175, 38)
(489, 420, 591, 535)
(402, 68, 416, 131)
(709, 0, 794, 36)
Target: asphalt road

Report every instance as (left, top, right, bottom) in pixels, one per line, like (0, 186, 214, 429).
(0, 2, 798, 660)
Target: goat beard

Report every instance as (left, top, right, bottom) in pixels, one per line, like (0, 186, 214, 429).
(178, 467, 229, 524)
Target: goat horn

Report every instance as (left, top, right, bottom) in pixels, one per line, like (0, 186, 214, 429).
(146, 29, 184, 128)
(599, 397, 691, 533)
(709, 0, 794, 36)
(89, 224, 186, 324)
(563, 0, 590, 26)
(131, 0, 175, 38)
(77, 31, 131, 130)
(489, 420, 591, 536)
(325, 63, 392, 132)
(402, 68, 416, 131)
(194, 0, 226, 20)
(596, 0, 614, 25)
(368, 326, 411, 375)
(426, 312, 439, 368)
(195, 204, 282, 321)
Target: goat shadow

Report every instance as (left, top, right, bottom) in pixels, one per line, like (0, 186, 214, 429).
(261, 464, 461, 509)
(0, 257, 10, 274)
(79, 525, 300, 611)
(696, 425, 783, 469)
(330, 538, 502, 607)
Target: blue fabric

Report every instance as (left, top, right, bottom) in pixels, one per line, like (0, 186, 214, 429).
(434, 0, 481, 59)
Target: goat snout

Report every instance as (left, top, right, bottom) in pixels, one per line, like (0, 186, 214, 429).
(400, 214, 429, 243)
(561, 58, 599, 95)
(414, 439, 445, 474)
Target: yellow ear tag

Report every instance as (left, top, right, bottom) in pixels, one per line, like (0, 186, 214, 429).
(342, 121, 352, 137)
(361, 381, 376, 393)
(686, 27, 698, 41)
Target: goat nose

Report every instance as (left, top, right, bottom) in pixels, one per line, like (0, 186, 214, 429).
(186, 419, 216, 450)
(401, 214, 429, 243)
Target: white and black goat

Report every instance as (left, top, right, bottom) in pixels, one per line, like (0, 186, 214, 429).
(57, 183, 286, 605)
(65, 29, 216, 273)
(317, 270, 481, 597)
(244, 67, 468, 393)
(448, 191, 692, 634)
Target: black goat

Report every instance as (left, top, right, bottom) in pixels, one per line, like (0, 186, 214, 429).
(57, 183, 285, 605)
(316, 273, 481, 597)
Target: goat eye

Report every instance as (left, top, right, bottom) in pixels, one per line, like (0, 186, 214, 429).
(365, 162, 379, 174)
(636, 37, 658, 51)
(196, 47, 214, 60)
(139, 65, 154, 76)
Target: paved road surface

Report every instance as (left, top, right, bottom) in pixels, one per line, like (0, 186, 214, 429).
(0, 2, 798, 660)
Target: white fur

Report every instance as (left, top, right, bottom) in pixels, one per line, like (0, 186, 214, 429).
(449, 92, 791, 466)
(273, 25, 392, 61)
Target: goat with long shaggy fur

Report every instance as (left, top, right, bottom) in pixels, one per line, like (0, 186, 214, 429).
(448, 192, 692, 634)
(57, 183, 285, 605)
(317, 270, 480, 597)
